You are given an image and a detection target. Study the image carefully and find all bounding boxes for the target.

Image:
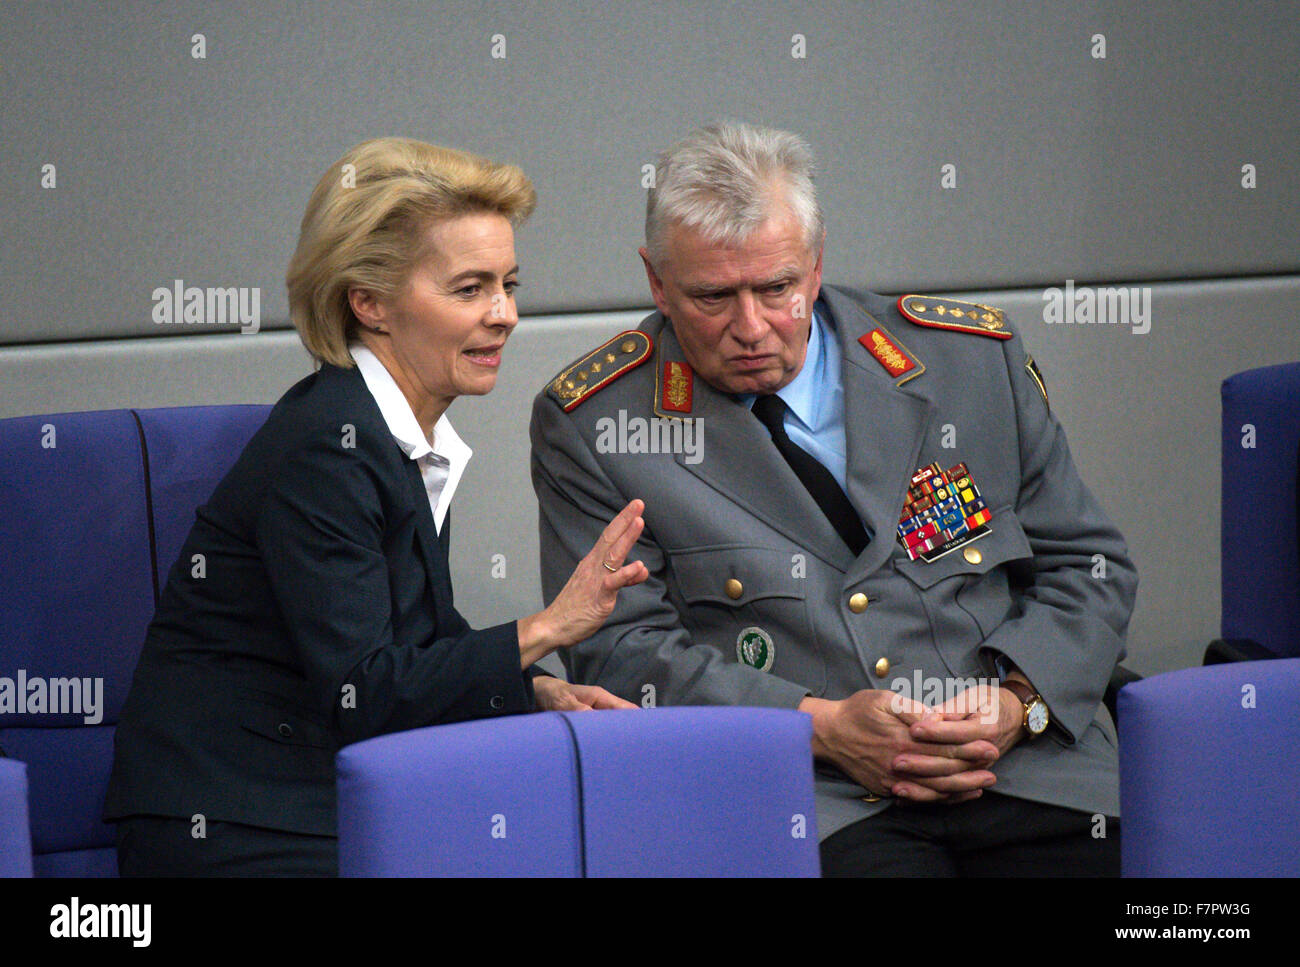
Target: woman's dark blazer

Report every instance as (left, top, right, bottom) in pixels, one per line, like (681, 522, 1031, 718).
(104, 362, 538, 836)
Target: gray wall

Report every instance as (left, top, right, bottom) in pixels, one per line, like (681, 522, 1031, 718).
(3, 1, 1298, 677)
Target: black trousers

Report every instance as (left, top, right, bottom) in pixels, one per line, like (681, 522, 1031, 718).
(115, 814, 337, 877)
(819, 792, 1120, 877)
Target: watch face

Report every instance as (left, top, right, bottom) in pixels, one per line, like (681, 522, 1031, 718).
(1026, 701, 1049, 734)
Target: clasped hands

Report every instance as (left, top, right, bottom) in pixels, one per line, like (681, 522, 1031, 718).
(801, 684, 1026, 803)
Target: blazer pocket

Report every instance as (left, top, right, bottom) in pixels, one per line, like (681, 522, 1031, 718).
(668, 545, 824, 692)
(237, 692, 336, 750)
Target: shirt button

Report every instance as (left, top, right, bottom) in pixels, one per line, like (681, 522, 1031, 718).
(277, 722, 294, 738)
(489, 695, 505, 710)
(724, 578, 743, 600)
(874, 657, 891, 678)
(963, 546, 983, 565)
(848, 592, 869, 614)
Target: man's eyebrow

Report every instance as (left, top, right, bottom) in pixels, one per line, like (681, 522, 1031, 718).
(446, 265, 520, 285)
(683, 282, 735, 296)
(684, 268, 800, 295)
(756, 267, 801, 286)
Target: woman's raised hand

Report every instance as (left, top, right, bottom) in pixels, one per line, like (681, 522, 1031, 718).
(517, 500, 649, 666)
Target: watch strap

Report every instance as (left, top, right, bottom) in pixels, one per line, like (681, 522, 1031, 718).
(1001, 679, 1047, 735)
(1001, 679, 1036, 708)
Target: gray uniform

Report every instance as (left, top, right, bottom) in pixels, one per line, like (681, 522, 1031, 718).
(529, 284, 1137, 840)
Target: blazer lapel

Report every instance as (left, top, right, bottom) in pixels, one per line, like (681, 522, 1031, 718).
(405, 459, 455, 614)
(821, 286, 937, 580)
(333, 361, 455, 614)
(653, 316, 855, 571)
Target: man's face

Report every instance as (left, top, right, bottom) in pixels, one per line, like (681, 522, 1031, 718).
(640, 207, 823, 396)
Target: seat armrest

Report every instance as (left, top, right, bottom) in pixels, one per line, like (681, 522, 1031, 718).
(1203, 637, 1276, 665)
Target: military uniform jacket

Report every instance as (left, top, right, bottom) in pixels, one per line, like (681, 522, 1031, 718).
(529, 284, 1138, 839)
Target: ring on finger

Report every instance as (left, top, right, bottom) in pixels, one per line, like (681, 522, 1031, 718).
(601, 560, 618, 573)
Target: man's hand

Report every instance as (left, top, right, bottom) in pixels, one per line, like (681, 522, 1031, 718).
(891, 684, 1026, 798)
(533, 677, 638, 712)
(799, 690, 999, 803)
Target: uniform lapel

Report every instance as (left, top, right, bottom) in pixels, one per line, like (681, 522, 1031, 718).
(821, 286, 938, 579)
(653, 316, 855, 571)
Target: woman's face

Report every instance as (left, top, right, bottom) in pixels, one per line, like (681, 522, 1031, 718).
(380, 212, 520, 405)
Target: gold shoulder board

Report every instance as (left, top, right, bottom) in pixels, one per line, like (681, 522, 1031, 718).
(545, 330, 653, 412)
(897, 294, 1013, 340)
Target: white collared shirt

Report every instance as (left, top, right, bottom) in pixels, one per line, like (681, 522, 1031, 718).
(348, 343, 472, 534)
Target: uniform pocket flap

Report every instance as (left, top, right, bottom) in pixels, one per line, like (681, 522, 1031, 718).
(670, 545, 807, 606)
(893, 505, 1032, 590)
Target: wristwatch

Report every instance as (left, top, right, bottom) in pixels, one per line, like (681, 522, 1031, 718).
(1001, 679, 1049, 737)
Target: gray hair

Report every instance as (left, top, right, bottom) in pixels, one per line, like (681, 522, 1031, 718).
(645, 120, 824, 268)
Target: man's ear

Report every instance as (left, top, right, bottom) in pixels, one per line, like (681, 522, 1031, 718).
(638, 247, 671, 317)
(347, 286, 387, 334)
(810, 243, 825, 292)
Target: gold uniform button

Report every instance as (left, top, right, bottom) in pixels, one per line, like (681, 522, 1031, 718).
(724, 578, 743, 600)
(963, 546, 983, 565)
(848, 592, 869, 614)
(874, 657, 890, 677)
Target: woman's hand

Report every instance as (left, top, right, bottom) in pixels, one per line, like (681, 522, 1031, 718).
(517, 499, 649, 666)
(532, 676, 638, 712)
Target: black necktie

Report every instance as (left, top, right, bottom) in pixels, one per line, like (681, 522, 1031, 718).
(751, 394, 868, 556)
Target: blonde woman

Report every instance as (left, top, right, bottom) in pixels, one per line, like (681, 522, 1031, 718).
(105, 138, 647, 875)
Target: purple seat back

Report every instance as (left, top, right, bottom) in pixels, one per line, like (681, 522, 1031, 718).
(1119, 659, 1300, 876)
(337, 712, 583, 876)
(134, 405, 271, 589)
(0, 759, 33, 877)
(564, 707, 819, 877)
(0, 405, 270, 876)
(337, 707, 820, 877)
(0, 410, 156, 875)
(1220, 363, 1300, 657)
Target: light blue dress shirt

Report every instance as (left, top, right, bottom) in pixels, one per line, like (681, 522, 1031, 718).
(741, 300, 849, 490)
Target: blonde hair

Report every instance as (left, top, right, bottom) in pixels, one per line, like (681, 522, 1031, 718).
(286, 137, 536, 367)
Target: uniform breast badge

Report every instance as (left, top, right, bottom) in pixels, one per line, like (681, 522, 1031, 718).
(736, 626, 775, 672)
(896, 461, 993, 562)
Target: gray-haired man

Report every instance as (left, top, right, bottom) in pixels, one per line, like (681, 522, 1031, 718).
(530, 121, 1136, 875)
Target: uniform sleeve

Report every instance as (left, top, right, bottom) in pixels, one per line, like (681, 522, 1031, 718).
(529, 391, 812, 710)
(978, 334, 1139, 743)
(255, 435, 533, 746)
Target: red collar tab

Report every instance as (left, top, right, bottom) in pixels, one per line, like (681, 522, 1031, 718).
(859, 327, 917, 378)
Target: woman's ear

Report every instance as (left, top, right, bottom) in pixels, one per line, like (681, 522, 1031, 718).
(347, 287, 388, 334)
